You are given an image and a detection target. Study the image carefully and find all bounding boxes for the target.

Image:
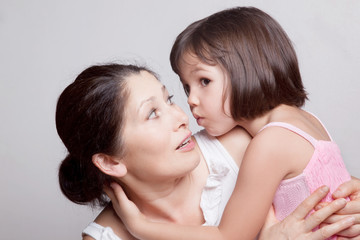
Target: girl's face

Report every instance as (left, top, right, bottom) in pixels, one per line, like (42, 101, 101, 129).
(178, 52, 238, 136)
(121, 71, 200, 183)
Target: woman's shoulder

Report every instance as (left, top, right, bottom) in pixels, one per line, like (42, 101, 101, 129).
(216, 127, 251, 167)
(83, 204, 136, 240)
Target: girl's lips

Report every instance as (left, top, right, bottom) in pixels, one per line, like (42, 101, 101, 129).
(196, 117, 204, 126)
(192, 113, 203, 126)
(192, 112, 200, 120)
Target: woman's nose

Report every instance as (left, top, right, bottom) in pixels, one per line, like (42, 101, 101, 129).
(173, 105, 189, 130)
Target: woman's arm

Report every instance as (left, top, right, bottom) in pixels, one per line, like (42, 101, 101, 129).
(317, 177, 360, 239)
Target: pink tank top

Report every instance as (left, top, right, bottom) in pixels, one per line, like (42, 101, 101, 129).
(259, 121, 351, 233)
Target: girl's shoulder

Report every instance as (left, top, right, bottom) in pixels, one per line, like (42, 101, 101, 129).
(251, 123, 316, 178)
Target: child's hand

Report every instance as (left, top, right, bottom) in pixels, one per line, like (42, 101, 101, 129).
(259, 186, 355, 240)
(317, 178, 360, 239)
(104, 182, 146, 237)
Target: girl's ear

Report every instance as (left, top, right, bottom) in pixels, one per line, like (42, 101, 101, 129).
(92, 153, 127, 177)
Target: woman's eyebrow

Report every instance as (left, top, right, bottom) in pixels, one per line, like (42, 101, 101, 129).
(161, 85, 167, 95)
(138, 85, 167, 112)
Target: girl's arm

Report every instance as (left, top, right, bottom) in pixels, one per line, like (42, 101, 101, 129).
(258, 185, 355, 240)
(104, 183, 223, 240)
(105, 129, 317, 239)
(106, 180, 360, 240)
(105, 129, 360, 240)
(106, 182, 356, 240)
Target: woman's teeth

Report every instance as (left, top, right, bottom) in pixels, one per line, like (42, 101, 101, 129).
(177, 137, 190, 150)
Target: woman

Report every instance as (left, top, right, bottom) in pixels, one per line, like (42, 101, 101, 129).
(56, 63, 360, 240)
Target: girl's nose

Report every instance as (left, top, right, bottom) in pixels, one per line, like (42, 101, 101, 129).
(187, 90, 199, 107)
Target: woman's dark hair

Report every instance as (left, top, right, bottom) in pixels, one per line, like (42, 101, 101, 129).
(170, 7, 308, 120)
(56, 63, 152, 207)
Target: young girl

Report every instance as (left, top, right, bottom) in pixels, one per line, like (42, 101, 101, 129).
(108, 7, 353, 240)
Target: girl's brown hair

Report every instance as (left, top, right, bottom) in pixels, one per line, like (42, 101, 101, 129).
(170, 7, 307, 120)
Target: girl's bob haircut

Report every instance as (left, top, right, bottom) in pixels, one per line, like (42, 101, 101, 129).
(170, 7, 308, 120)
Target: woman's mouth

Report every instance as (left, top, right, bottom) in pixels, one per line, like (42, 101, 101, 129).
(176, 135, 195, 151)
(176, 136, 191, 150)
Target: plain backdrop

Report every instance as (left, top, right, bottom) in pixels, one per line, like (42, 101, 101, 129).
(0, 0, 359, 239)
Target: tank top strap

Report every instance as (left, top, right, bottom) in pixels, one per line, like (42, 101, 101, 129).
(257, 122, 318, 147)
(304, 110, 333, 141)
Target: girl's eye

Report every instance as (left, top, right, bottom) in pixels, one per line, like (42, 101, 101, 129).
(200, 78, 210, 86)
(183, 84, 190, 96)
(167, 95, 174, 105)
(148, 109, 158, 119)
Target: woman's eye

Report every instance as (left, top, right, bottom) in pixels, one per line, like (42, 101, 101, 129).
(200, 78, 210, 86)
(148, 109, 157, 119)
(167, 95, 174, 105)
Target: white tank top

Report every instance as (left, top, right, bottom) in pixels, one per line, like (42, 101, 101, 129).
(83, 129, 239, 239)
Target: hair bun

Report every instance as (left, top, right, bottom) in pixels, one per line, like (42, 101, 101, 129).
(58, 154, 87, 204)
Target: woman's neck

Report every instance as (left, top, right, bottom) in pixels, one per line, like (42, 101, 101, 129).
(122, 144, 208, 225)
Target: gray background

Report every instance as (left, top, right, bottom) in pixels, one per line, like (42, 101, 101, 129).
(0, 0, 359, 239)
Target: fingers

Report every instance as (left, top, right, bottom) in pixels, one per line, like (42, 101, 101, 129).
(110, 182, 128, 202)
(337, 224, 360, 238)
(312, 216, 355, 240)
(324, 214, 359, 224)
(338, 234, 360, 240)
(103, 182, 128, 207)
(305, 198, 348, 231)
(333, 179, 360, 199)
(291, 186, 330, 220)
(335, 200, 360, 215)
(104, 185, 116, 202)
(315, 202, 329, 211)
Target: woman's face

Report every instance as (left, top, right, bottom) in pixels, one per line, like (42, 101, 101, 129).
(121, 71, 200, 183)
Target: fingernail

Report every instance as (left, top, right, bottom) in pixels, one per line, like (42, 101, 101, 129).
(321, 185, 329, 193)
(333, 189, 342, 197)
(314, 205, 322, 210)
(335, 198, 347, 206)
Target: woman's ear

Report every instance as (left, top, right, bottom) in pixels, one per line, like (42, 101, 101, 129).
(92, 153, 127, 177)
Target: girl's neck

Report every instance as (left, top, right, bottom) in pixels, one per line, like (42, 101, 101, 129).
(239, 104, 296, 137)
(239, 114, 271, 137)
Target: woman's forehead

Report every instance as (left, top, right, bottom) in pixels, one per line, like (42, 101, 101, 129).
(127, 71, 163, 94)
(125, 72, 166, 108)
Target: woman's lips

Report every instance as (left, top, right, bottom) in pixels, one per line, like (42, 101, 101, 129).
(177, 138, 195, 151)
(176, 134, 195, 151)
